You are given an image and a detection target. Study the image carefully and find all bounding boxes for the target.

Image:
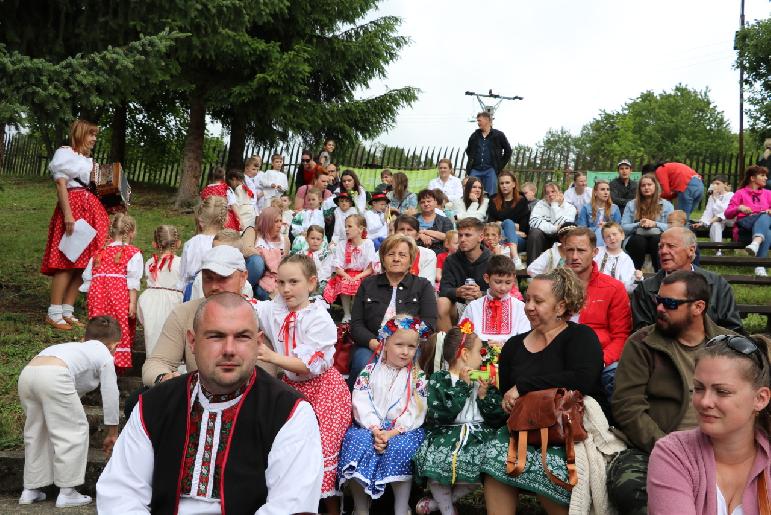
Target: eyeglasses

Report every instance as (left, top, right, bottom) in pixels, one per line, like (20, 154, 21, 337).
(706, 334, 765, 370)
(301, 158, 311, 163)
(654, 295, 697, 310)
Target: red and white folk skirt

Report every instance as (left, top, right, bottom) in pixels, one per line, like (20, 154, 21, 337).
(88, 275, 135, 370)
(322, 269, 364, 304)
(283, 367, 352, 497)
(40, 188, 109, 275)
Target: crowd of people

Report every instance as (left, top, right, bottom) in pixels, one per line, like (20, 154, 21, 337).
(19, 116, 771, 514)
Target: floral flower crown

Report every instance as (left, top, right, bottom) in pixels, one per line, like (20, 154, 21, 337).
(377, 314, 432, 341)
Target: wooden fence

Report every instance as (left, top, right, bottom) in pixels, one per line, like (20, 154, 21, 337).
(1, 131, 765, 206)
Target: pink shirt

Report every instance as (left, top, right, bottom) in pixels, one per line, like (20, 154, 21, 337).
(648, 428, 771, 515)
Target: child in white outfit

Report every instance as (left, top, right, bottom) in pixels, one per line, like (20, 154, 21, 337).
(18, 316, 121, 508)
(594, 222, 639, 293)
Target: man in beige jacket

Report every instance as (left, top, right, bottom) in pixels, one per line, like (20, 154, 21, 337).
(141, 245, 275, 387)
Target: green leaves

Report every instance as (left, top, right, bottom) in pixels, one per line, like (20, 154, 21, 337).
(736, 18, 771, 141)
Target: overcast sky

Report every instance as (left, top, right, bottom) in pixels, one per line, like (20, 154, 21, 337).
(362, 0, 771, 150)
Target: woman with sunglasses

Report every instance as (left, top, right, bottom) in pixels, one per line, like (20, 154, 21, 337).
(725, 165, 771, 277)
(648, 334, 771, 514)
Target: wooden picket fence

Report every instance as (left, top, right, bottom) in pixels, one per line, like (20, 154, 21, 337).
(1, 131, 765, 207)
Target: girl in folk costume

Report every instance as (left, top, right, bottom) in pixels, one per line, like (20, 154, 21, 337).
(251, 254, 351, 515)
(80, 214, 143, 370)
(137, 225, 182, 357)
(225, 169, 257, 230)
(290, 187, 325, 242)
(464, 255, 531, 344)
(242, 155, 264, 205)
(41, 119, 110, 331)
(241, 206, 290, 300)
(338, 314, 431, 515)
(413, 323, 503, 515)
(199, 166, 240, 231)
(257, 154, 288, 209)
(293, 225, 332, 295)
(178, 196, 227, 300)
(330, 190, 360, 245)
(323, 214, 376, 323)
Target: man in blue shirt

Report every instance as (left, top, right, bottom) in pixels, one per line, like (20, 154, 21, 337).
(464, 111, 512, 195)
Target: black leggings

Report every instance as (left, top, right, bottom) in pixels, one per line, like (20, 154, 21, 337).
(625, 234, 661, 271)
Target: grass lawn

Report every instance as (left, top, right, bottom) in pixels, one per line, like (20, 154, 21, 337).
(0, 174, 769, 452)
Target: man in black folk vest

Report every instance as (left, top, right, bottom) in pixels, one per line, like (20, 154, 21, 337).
(97, 292, 323, 514)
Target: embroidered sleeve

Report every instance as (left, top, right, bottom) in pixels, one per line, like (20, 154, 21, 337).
(351, 364, 380, 429)
(477, 385, 506, 427)
(426, 372, 472, 425)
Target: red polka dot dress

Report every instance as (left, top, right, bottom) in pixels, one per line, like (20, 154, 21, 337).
(250, 296, 352, 498)
(40, 147, 109, 275)
(81, 243, 143, 370)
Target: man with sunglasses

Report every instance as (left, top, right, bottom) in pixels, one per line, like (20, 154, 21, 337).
(630, 226, 743, 333)
(608, 271, 737, 515)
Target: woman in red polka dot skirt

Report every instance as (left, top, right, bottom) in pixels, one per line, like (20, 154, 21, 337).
(80, 213, 143, 371)
(41, 119, 110, 330)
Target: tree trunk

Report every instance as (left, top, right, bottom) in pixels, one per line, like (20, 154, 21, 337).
(0, 123, 6, 170)
(175, 90, 206, 208)
(109, 103, 128, 164)
(226, 110, 247, 172)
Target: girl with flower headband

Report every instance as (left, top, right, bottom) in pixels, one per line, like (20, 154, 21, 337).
(338, 314, 431, 515)
(323, 214, 376, 323)
(413, 320, 502, 515)
(136, 225, 182, 356)
(252, 254, 351, 515)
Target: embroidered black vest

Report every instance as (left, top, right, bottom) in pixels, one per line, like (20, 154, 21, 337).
(140, 368, 302, 515)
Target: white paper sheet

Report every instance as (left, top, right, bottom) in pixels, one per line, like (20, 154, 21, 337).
(58, 219, 97, 262)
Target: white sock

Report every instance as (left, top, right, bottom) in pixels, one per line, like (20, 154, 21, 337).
(429, 481, 455, 515)
(48, 304, 64, 323)
(451, 483, 477, 501)
(342, 295, 352, 321)
(392, 480, 412, 515)
(62, 304, 75, 318)
(59, 487, 77, 496)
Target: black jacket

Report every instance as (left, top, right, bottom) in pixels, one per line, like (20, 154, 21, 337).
(465, 128, 512, 173)
(438, 247, 492, 302)
(350, 273, 438, 348)
(631, 266, 744, 333)
(610, 177, 637, 213)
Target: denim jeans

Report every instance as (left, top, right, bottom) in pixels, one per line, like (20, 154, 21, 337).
(245, 255, 269, 300)
(676, 176, 704, 221)
(501, 219, 526, 248)
(752, 213, 771, 258)
(470, 166, 498, 195)
(602, 362, 618, 399)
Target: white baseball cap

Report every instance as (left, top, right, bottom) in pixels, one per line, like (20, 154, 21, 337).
(200, 245, 246, 276)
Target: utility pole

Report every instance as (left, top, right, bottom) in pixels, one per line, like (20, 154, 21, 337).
(738, 0, 746, 170)
(465, 90, 523, 120)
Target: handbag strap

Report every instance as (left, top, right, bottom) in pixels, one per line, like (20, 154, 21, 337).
(506, 430, 528, 476)
(759, 469, 771, 515)
(539, 425, 579, 491)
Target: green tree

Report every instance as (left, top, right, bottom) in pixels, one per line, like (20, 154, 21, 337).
(537, 127, 579, 166)
(575, 85, 733, 168)
(736, 17, 771, 143)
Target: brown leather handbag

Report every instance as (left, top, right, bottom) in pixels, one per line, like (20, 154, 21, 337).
(505, 388, 587, 490)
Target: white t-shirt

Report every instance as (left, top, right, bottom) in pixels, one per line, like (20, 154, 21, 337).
(428, 176, 464, 202)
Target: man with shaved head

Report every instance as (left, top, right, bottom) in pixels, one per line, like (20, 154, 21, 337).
(630, 226, 743, 332)
(97, 292, 323, 513)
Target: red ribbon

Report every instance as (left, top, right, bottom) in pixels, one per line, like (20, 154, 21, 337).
(149, 253, 174, 282)
(410, 254, 420, 275)
(487, 298, 503, 334)
(280, 311, 297, 357)
(344, 240, 361, 266)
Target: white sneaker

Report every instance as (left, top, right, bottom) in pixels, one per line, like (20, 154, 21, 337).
(746, 241, 760, 256)
(513, 256, 525, 270)
(55, 491, 92, 508)
(755, 266, 768, 277)
(19, 489, 46, 505)
(715, 250, 722, 257)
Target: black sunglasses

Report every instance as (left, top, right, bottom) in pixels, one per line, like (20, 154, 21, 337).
(301, 158, 311, 163)
(654, 295, 697, 310)
(706, 334, 765, 370)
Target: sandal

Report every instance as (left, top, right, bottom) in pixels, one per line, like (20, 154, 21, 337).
(63, 316, 85, 328)
(415, 496, 435, 514)
(45, 316, 72, 331)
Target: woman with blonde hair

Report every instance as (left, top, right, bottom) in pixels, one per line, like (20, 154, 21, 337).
(577, 179, 621, 246)
(41, 119, 110, 330)
(621, 173, 674, 270)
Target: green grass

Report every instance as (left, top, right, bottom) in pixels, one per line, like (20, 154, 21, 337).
(0, 175, 196, 448)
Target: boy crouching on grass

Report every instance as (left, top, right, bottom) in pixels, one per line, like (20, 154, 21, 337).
(18, 316, 121, 508)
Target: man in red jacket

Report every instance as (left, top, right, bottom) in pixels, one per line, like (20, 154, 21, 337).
(563, 227, 631, 396)
(642, 161, 704, 222)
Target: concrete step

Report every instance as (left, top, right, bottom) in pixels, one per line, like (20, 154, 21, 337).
(81, 376, 143, 407)
(0, 449, 105, 496)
